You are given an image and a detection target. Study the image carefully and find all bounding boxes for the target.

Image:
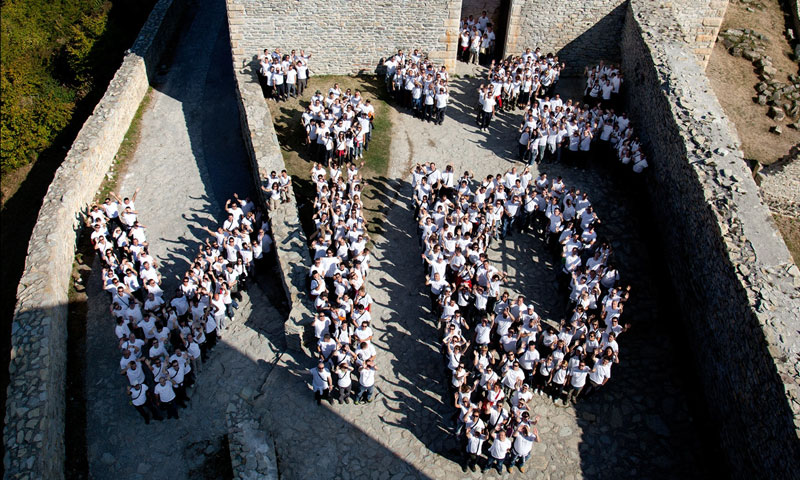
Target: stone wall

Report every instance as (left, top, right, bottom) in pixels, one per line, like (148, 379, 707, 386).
(225, 399, 278, 480)
(226, 0, 315, 352)
(622, 1, 800, 476)
(2, 0, 187, 477)
(505, 0, 627, 74)
(226, 0, 461, 74)
(668, 0, 728, 68)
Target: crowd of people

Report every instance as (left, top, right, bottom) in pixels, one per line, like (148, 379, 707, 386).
(299, 83, 376, 166)
(89, 189, 273, 423)
(383, 49, 450, 124)
(458, 12, 498, 65)
(502, 60, 648, 173)
(476, 49, 565, 130)
(257, 48, 312, 101)
(304, 158, 378, 406)
(410, 161, 631, 473)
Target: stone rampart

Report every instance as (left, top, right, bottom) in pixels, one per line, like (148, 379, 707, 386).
(226, 0, 315, 353)
(225, 399, 279, 480)
(622, 1, 800, 476)
(505, 0, 627, 74)
(226, 0, 461, 74)
(668, 0, 728, 68)
(3, 0, 187, 477)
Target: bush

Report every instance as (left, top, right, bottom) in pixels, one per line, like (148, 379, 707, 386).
(0, 0, 155, 173)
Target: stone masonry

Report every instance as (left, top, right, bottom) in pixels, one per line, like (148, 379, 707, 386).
(226, 399, 279, 480)
(623, 1, 800, 476)
(227, 0, 461, 74)
(3, 0, 186, 477)
(505, 0, 627, 75)
(668, 0, 729, 68)
(226, 0, 316, 352)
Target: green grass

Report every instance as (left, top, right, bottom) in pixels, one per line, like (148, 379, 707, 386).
(95, 87, 153, 203)
(267, 74, 394, 240)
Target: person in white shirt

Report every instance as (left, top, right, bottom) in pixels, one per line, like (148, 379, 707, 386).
(127, 382, 162, 424)
(153, 376, 180, 419)
(565, 360, 591, 405)
(508, 422, 540, 473)
(310, 362, 333, 405)
(484, 429, 512, 473)
(355, 360, 377, 404)
(463, 425, 488, 472)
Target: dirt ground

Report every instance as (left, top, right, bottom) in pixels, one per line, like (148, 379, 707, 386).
(707, 0, 800, 265)
(706, 0, 800, 166)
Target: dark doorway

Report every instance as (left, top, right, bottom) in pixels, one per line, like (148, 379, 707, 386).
(494, 0, 511, 60)
(457, 0, 512, 64)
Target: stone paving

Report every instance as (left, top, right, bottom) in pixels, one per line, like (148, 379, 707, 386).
(85, 1, 284, 478)
(83, 4, 710, 476)
(258, 63, 708, 479)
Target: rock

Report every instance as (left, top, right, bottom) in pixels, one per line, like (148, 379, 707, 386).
(762, 65, 778, 76)
(725, 29, 743, 37)
(730, 47, 743, 57)
(743, 50, 760, 61)
(101, 453, 115, 465)
(757, 95, 767, 105)
(137, 463, 151, 474)
(771, 125, 783, 135)
(769, 106, 786, 121)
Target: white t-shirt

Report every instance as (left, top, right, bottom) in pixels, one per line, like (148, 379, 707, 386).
(359, 366, 376, 387)
(488, 436, 512, 459)
(310, 367, 332, 392)
(154, 382, 176, 402)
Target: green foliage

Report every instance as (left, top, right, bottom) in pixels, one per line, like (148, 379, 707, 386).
(0, 0, 155, 173)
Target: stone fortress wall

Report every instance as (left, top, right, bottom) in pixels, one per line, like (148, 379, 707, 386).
(5, 0, 799, 477)
(227, 0, 463, 74)
(2, 0, 188, 477)
(622, 0, 800, 475)
(227, 0, 800, 476)
(505, 0, 628, 75)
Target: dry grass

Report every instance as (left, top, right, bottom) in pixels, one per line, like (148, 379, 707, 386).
(266, 75, 394, 239)
(773, 213, 800, 264)
(706, 0, 800, 166)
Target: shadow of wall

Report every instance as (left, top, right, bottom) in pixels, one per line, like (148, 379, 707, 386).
(508, 0, 627, 75)
(621, 2, 800, 477)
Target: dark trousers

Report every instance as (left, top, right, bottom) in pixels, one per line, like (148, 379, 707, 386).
(314, 388, 331, 405)
(134, 398, 163, 424)
(175, 383, 189, 407)
(424, 103, 435, 121)
(337, 384, 352, 403)
(160, 399, 179, 419)
(298, 78, 307, 96)
(275, 83, 287, 99)
(465, 452, 480, 469)
(480, 111, 492, 129)
(485, 455, 505, 472)
(436, 106, 446, 125)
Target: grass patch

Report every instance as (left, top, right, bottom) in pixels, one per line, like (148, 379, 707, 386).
(96, 87, 153, 203)
(266, 75, 394, 240)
